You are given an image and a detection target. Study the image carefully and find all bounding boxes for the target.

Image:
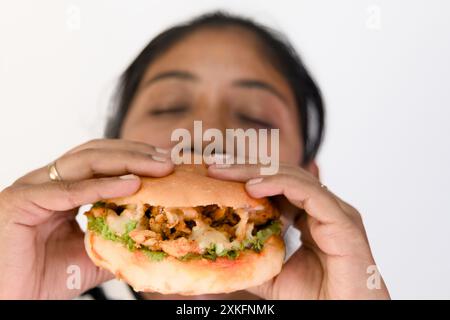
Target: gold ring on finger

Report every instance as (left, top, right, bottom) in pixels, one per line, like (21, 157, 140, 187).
(47, 161, 63, 181)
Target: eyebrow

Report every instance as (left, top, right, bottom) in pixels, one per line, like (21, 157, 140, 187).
(142, 70, 198, 88)
(142, 70, 288, 105)
(232, 79, 289, 105)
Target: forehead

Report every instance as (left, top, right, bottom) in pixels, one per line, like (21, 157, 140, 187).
(139, 26, 296, 106)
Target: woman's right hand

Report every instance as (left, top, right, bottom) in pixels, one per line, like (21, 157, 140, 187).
(0, 139, 174, 299)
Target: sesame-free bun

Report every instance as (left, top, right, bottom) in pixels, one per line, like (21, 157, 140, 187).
(106, 163, 269, 209)
(85, 231, 285, 295)
(85, 162, 285, 295)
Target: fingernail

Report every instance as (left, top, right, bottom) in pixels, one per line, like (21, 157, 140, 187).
(155, 147, 170, 154)
(207, 153, 231, 163)
(211, 164, 231, 169)
(152, 155, 168, 162)
(119, 174, 139, 180)
(247, 177, 263, 185)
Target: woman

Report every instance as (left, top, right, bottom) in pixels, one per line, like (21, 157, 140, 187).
(0, 12, 389, 299)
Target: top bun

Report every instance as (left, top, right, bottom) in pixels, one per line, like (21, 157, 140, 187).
(106, 163, 268, 209)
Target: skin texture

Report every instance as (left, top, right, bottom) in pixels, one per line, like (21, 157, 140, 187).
(0, 27, 389, 299)
(121, 27, 301, 164)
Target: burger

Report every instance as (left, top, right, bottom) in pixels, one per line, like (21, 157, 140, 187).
(84, 163, 285, 295)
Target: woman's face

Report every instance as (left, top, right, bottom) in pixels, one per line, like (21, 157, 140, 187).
(121, 27, 303, 165)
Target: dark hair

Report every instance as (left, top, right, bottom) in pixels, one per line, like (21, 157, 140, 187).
(105, 11, 325, 164)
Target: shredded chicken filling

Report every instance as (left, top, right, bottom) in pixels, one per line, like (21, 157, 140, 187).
(86, 202, 280, 260)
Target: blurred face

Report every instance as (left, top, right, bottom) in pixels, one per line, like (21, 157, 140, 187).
(121, 27, 303, 165)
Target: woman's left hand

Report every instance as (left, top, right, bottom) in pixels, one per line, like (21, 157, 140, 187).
(208, 163, 390, 300)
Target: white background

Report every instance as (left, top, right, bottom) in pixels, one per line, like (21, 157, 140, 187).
(1, 0, 450, 299)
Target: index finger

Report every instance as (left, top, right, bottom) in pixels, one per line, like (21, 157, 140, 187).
(15, 148, 173, 185)
(208, 164, 350, 226)
(8, 175, 141, 226)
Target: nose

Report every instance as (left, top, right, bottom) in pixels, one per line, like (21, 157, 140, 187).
(187, 99, 228, 154)
(196, 98, 228, 132)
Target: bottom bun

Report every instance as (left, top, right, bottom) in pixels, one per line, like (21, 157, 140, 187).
(85, 231, 285, 295)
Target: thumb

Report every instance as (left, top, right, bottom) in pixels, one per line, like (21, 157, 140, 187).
(51, 224, 113, 299)
(245, 280, 274, 299)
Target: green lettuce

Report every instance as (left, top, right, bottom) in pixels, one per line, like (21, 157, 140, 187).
(88, 215, 281, 262)
(178, 245, 240, 262)
(254, 220, 282, 251)
(87, 216, 119, 242)
(178, 221, 282, 261)
(87, 216, 165, 261)
(178, 252, 203, 262)
(142, 248, 167, 262)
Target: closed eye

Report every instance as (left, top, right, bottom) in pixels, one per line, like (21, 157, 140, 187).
(149, 105, 189, 116)
(237, 112, 274, 128)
